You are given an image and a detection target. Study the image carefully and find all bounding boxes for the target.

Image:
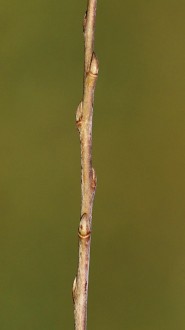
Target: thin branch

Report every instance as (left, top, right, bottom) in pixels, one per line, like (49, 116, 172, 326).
(72, 1, 98, 329)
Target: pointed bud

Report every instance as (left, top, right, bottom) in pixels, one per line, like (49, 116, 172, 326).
(90, 53, 99, 76)
(83, 11, 87, 33)
(76, 101, 83, 132)
(91, 167, 97, 190)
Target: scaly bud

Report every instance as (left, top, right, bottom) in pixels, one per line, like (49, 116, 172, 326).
(91, 167, 97, 190)
(76, 101, 83, 132)
(78, 213, 91, 238)
(90, 53, 99, 76)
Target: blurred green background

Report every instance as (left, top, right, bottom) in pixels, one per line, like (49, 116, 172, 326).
(1, 1, 185, 329)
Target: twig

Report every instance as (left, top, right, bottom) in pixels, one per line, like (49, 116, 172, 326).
(72, 1, 98, 329)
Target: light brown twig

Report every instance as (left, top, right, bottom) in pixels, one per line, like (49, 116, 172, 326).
(72, 1, 98, 329)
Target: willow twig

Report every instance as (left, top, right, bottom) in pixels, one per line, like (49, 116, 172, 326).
(72, 1, 98, 329)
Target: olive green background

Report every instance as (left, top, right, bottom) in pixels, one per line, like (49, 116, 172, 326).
(1, 1, 185, 329)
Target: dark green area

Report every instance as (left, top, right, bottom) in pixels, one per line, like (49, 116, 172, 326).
(1, 1, 185, 329)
